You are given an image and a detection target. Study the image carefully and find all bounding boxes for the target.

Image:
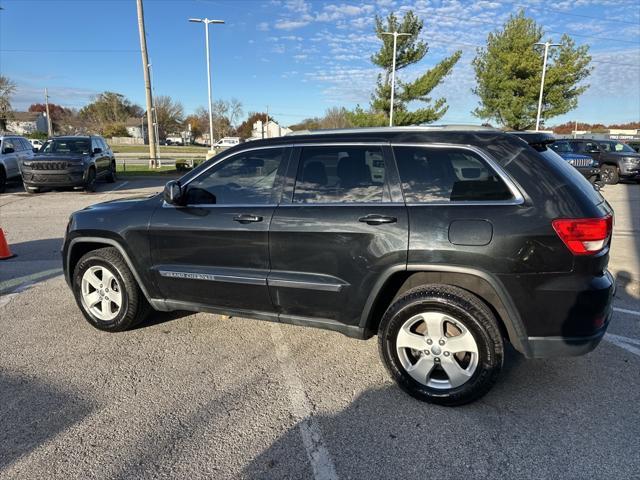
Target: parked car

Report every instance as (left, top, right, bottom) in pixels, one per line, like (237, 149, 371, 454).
(29, 138, 45, 151)
(0, 134, 34, 193)
(547, 139, 602, 184)
(22, 135, 116, 193)
(510, 132, 601, 185)
(62, 126, 614, 406)
(627, 140, 640, 153)
(165, 136, 183, 146)
(213, 137, 240, 148)
(561, 138, 640, 185)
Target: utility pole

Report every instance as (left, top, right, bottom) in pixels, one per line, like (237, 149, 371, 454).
(189, 17, 225, 151)
(574, 120, 578, 138)
(136, 0, 157, 167)
(534, 40, 561, 132)
(265, 106, 269, 138)
(44, 88, 53, 137)
(381, 31, 411, 127)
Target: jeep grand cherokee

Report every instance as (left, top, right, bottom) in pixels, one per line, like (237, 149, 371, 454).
(62, 126, 615, 405)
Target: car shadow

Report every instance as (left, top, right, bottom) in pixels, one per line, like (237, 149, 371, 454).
(0, 371, 94, 472)
(132, 310, 195, 330)
(0, 237, 64, 294)
(242, 344, 639, 479)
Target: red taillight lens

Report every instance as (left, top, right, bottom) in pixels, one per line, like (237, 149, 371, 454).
(552, 215, 613, 256)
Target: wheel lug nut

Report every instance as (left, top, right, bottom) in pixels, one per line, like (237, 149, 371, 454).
(426, 339, 433, 345)
(439, 339, 445, 346)
(434, 357, 440, 362)
(444, 351, 450, 357)
(423, 350, 430, 355)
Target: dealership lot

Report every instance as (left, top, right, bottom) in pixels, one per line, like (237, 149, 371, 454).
(1, 179, 639, 479)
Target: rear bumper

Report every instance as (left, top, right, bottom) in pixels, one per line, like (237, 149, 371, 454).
(22, 168, 87, 187)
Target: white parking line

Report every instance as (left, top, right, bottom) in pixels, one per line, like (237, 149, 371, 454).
(614, 307, 640, 317)
(605, 333, 640, 357)
(0, 268, 63, 294)
(269, 324, 338, 480)
(103, 181, 129, 194)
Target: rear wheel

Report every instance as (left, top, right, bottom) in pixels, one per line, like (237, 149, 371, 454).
(378, 285, 503, 406)
(601, 165, 619, 185)
(73, 247, 150, 331)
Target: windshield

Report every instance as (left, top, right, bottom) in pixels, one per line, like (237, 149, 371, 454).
(598, 141, 636, 153)
(551, 141, 573, 153)
(41, 138, 91, 155)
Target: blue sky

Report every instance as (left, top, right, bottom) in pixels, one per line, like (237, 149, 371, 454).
(1, 0, 639, 126)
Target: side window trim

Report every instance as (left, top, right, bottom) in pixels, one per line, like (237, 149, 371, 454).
(390, 143, 524, 206)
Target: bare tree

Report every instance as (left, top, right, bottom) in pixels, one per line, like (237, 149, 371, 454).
(0, 75, 17, 130)
(154, 95, 184, 139)
(320, 107, 352, 129)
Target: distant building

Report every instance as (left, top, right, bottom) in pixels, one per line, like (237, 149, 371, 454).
(6, 112, 48, 135)
(559, 128, 640, 142)
(125, 117, 145, 139)
(251, 120, 292, 140)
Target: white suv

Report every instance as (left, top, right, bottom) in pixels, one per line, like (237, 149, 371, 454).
(0, 135, 34, 193)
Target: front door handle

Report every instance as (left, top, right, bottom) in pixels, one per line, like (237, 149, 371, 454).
(358, 214, 397, 225)
(233, 214, 263, 224)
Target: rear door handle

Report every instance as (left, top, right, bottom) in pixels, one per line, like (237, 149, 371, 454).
(358, 214, 397, 225)
(233, 214, 263, 224)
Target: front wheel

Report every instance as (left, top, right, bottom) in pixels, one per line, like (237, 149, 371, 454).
(601, 165, 619, 185)
(106, 161, 117, 183)
(73, 247, 150, 331)
(84, 167, 96, 192)
(378, 285, 503, 406)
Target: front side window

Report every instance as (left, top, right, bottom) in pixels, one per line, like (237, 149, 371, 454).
(598, 141, 635, 153)
(551, 141, 572, 153)
(185, 148, 285, 205)
(394, 146, 513, 203)
(293, 146, 387, 203)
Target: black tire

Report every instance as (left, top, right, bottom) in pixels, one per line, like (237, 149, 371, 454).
(106, 161, 117, 183)
(601, 165, 619, 185)
(72, 247, 150, 332)
(0, 168, 6, 193)
(378, 284, 503, 406)
(23, 183, 40, 194)
(85, 167, 96, 192)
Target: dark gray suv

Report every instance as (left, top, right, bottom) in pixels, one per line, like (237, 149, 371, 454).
(62, 126, 615, 405)
(564, 138, 640, 184)
(22, 135, 117, 193)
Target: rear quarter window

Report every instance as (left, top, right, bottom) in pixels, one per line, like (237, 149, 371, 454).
(394, 146, 513, 202)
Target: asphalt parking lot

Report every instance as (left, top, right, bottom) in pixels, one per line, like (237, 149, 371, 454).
(1, 178, 639, 479)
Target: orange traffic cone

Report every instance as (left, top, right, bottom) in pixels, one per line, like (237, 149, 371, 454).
(0, 229, 15, 260)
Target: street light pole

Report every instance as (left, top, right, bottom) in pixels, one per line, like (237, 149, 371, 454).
(381, 31, 411, 127)
(189, 17, 224, 150)
(534, 41, 561, 131)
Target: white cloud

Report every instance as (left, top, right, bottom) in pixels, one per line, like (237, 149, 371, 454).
(257, 22, 270, 31)
(275, 19, 310, 30)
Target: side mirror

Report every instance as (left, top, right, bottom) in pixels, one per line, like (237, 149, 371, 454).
(163, 180, 183, 205)
(93, 147, 102, 155)
(2, 147, 15, 154)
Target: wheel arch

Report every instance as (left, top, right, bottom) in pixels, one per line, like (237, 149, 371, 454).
(359, 265, 530, 356)
(66, 237, 154, 303)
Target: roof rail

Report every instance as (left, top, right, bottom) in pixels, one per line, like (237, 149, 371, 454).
(285, 125, 499, 136)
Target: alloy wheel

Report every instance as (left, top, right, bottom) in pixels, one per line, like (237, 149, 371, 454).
(80, 265, 123, 321)
(396, 311, 479, 389)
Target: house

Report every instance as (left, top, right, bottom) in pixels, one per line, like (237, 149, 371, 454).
(251, 120, 292, 140)
(6, 112, 48, 135)
(125, 117, 145, 139)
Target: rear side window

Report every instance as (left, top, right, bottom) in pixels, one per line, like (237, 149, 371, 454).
(394, 146, 513, 203)
(293, 146, 387, 203)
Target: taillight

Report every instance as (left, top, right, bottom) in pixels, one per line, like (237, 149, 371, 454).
(552, 215, 613, 256)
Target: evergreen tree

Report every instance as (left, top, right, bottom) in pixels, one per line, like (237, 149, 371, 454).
(472, 11, 592, 130)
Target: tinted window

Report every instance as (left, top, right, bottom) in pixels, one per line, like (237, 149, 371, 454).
(571, 141, 599, 153)
(42, 138, 91, 154)
(185, 148, 284, 205)
(98, 137, 109, 151)
(598, 141, 635, 153)
(2, 139, 15, 152)
(293, 146, 386, 203)
(394, 146, 512, 202)
(551, 141, 572, 153)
